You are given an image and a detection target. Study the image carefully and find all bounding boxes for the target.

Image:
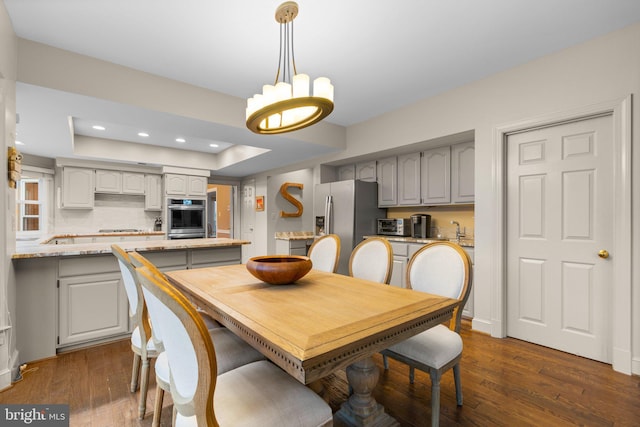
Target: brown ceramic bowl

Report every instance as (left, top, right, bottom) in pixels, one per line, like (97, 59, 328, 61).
(246, 255, 312, 285)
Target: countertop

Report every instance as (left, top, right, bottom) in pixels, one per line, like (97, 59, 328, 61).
(274, 231, 315, 240)
(12, 237, 250, 259)
(365, 235, 474, 248)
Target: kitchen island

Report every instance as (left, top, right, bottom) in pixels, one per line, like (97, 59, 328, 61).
(13, 236, 250, 363)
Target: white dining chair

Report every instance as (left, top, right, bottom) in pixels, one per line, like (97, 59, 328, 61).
(348, 237, 393, 284)
(118, 248, 265, 426)
(381, 241, 472, 427)
(111, 244, 159, 420)
(134, 264, 334, 427)
(307, 234, 341, 273)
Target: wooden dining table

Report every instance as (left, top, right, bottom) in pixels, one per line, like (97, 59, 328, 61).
(166, 263, 458, 426)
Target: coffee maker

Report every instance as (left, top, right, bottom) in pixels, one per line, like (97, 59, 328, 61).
(410, 214, 431, 238)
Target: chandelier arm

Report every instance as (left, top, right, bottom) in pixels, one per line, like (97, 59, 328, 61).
(291, 19, 297, 76)
(274, 21, 284, 84)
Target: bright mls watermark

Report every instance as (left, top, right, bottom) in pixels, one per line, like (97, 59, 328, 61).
(1, 405, 69, 426)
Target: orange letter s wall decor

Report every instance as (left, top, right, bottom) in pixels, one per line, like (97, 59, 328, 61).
(279, 182, 304, 217)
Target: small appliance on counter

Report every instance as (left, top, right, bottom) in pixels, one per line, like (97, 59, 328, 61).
(154, 216, 163, 231)
(410, 214, 431, 238)
(377, 218, 411, 236)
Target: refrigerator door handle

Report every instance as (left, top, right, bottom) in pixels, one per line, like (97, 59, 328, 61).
(326, 195, 333, 234)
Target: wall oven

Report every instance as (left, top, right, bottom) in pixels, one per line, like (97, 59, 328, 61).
(167, 198, 206, 239)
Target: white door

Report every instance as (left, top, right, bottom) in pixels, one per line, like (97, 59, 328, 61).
(241, 180, 256, 263)
(506, 114, 613, 363)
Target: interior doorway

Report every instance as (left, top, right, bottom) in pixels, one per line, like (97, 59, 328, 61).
(207, 184, 233, 238)
(506, 114, 613, 363)
(493, 96, 632, 374)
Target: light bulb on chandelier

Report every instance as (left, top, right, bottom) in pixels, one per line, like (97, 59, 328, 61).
(246, 1, 334, 134)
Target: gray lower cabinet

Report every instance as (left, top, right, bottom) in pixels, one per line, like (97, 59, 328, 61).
(58, 255, 129, 347)
(275, 239, 313, 256)
(389, 242, 409, 288)
(14, 245, 243, 363)
(58, 272, 129, 346)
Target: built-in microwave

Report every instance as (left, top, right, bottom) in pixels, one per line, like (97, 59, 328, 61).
(167, 198, 206, 239)
(377, 218, 411, 236)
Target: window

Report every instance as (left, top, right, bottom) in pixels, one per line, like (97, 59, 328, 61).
(16, 178, 41, 233)
(16, 175, 51, 237)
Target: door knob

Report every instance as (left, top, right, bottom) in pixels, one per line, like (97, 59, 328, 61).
(598, 249, 609, 259)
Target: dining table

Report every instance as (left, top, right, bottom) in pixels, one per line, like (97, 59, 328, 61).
(165, 263, 458, 426)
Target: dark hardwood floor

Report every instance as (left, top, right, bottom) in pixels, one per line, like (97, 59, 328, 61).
(2, 320, 639, 426)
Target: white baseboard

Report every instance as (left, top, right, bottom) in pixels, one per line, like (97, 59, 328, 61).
(612, 347, 632, 375)
(631, 356, 640, 376)
(471, 317, 493, 335)
(0, 368, 11, 391)
(10, 349, 20, 383)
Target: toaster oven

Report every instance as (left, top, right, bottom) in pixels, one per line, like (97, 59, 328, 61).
(377, 218, 411, 236)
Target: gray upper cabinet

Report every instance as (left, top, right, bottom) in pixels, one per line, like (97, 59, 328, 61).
(421, 146, 451, 205)
(397, 153, 421, 205)
(451, 141, 475, 203)
(145, 174, 163, 211)
(337, 164, 356, 181)
(95, 170, 145, 195)
(355, 161, 377, 182)
(377, 156, 398, 206)
(122, 172, 145, 194)
(165, 174, 208, 197)
(62, 167, 95, 209)
(95, 169, 122, 193)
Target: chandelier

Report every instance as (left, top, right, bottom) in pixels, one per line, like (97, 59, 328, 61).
(246, 1, 334, 134)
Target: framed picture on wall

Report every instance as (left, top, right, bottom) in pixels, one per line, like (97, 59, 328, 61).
(256, 195, 264, 211)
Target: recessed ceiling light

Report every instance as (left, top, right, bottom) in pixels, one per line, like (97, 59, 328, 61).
(92, 125, 106, 131)
(176, 138, 186, 143)
(138, 132, 149, 137)
(16, 140, 24, 145)
(209, 143, 219, 148)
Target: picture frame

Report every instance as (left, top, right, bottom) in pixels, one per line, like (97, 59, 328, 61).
(256, 195, 264, 211)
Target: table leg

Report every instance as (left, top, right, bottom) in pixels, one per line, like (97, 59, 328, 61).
(335, 356, 399, 427)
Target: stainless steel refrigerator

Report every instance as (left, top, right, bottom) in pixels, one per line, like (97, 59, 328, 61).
(314, 179, 386, 275)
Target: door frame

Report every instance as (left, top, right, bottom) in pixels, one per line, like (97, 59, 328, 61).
(491, 95, 632, 374)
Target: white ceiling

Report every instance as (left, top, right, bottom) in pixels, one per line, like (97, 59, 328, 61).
(6, 0, 640, 176)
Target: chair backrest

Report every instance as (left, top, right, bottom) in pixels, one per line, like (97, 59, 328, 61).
(135, 265, 218, 426)
(349, 237, 393, 284)
(406, 241, 472, 332)
(307, 234, 341, 273)
(111, 244, 153, 355)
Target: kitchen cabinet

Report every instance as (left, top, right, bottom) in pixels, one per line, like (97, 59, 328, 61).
(95, 169, 122, 193)
(421, 146, 451, 205)
(337, 164, 356, 181)
(397, 153, 421, 205)
(165, 174, 208, 197)
(355, 161, 377, 182)
(451, 141, 475, 203)
(61, 167, 95, 209)
(95, 170, 145, 195)
(461, 247, 475, 318)
(377, 156, 398, 207)
(389, 242, 409, 288)
(13, 244, 244, 362)
(275, 238, 313, 256)
(122, 172, 145, 194)
(145, 174, 163, 210)
(57, 255, 129, 346)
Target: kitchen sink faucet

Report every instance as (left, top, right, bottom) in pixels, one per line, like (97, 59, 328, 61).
(450, 220, 465, 243)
